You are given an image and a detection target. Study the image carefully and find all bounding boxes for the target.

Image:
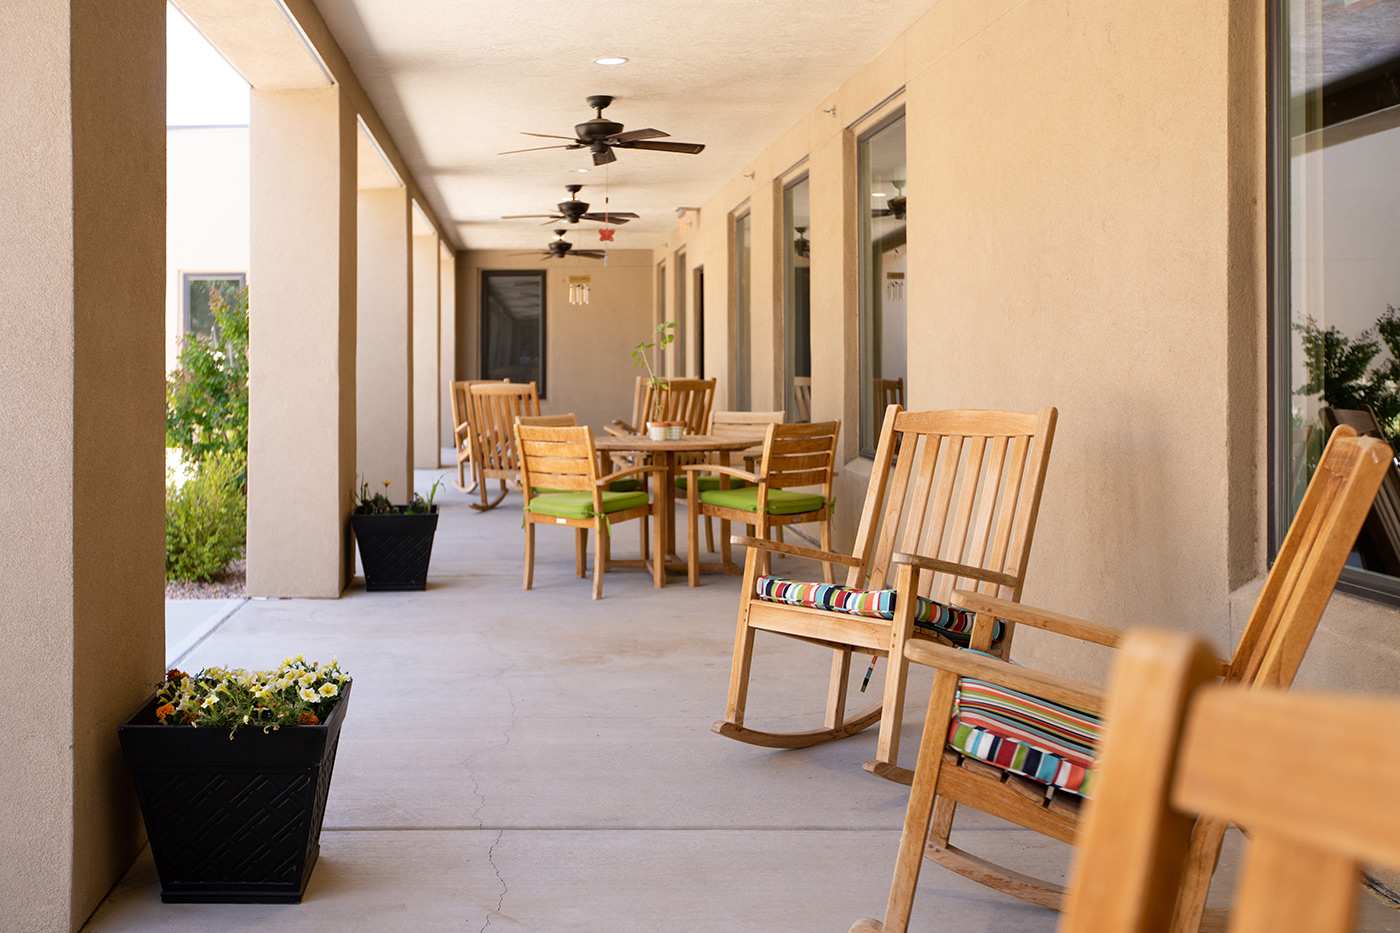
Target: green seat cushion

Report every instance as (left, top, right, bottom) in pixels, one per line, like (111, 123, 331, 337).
(527, 489, 648, 519)
(698, 486, 826, 515)
(534, 477, 640, 495)
(675, 474, 749, 492)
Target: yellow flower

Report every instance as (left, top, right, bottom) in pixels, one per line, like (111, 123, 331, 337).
(298, 687, 318, 702)
(317, 682, 338, 698)
(200, 693, 220, 708)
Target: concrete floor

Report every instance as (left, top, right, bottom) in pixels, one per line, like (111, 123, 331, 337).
(86, 472, 1400, 932)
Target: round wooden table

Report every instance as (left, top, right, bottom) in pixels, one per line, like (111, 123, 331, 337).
(593, 433, 765, 569)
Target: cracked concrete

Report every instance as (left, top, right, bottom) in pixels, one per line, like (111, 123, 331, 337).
(82, 471, 1400, 932)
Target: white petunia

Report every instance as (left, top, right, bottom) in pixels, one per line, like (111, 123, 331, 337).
(317, 682, 338, 698)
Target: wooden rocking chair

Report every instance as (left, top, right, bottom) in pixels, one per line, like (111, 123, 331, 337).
(849, 426, 1391, 933)
(450, 378, 505, 493)
(466, 381, 540, 511)
(713, 405, 1058, 778)
(1060, 628, 1400, 933)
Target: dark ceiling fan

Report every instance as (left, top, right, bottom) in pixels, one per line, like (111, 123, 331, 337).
(510, 229, 607, 261)
(872, 180, 907, 220)
(500, 95, 706, 167)
(501, 184, 640, 225)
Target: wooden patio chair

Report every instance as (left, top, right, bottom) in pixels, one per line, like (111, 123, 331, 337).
(1321, 406, 1400, 575)
(848, 426, 1390, 933)
(681, 409, 786, 554)
(514, 423, 665, 599)
(682, 419, 838, 587)
(1059, 629, 1400, 933)
(793, 376, 812, 422)
(450, 378, 504, 493)
(466, 381, 540, 511)
(713, 405, 1058, 779)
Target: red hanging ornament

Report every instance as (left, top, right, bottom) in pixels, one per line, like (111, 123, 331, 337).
(598, 227, 616, 242)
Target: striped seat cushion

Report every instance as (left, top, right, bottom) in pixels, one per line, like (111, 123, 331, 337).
(947, 660, 1102, 797)
(753, 576, 1002, 646)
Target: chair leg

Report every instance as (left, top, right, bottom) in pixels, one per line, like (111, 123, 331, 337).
(825, 648, 852, 729)
(1167, 817, 1230, 933)
(575, 528, 587, 578)
(720, 518, 733, 569)
(593, 520, 607, 599)
(523, 522, 535, 590)
(688, 485, 701, 587)
(652, 507, 665, 588)
(705, 515, 714, 553)
(867, 562, 921, 783)
(821, 518, 835, 584)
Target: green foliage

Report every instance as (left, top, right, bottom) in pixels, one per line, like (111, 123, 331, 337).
(630, 321, 677, 419)
(167, 285, 249, 468)
(166, 452, 246, 582)
(354, 474, 447, 514)
(1295, 306, 1400, 439)
(155, 657, 350, 736)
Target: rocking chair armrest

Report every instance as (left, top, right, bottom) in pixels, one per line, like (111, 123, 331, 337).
(680, 463, 763, 485)
(891, 552, 1020, 590)
(603, 421, 637, 437)
(949, 589, 1126, 649)
(904, 638, 1107, 712)
(597, 464, 667, 486)
(729, 535, 864, 568)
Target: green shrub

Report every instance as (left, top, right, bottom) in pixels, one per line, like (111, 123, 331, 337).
(166, 452, 246, 582)
(167, 285, 249, 469)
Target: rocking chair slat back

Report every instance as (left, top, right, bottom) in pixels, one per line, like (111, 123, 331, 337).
(465, 381, 540, 511)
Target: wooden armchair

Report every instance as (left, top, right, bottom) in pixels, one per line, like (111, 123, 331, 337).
(713, 405, 1058, 779)
(683, 409, 786, 554)
(606, 376, 716, 437)
(849, 426, 1391, 933)
(1061, 629, 1400, 933)
(515, 423, 665, 599)
(682, 420, 839, 587)
(465, 381, 540, 511)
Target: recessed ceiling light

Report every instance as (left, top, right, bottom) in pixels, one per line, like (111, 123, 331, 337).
(872, 192, 888, 198)
(592, 56, 629, 66)
(569, 168, 590, 173)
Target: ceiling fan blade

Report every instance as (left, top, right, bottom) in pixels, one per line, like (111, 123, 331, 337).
(499, 144, 574, 155)
(570, 250, 607, 259)
(508, 250, 546, 256)
(501, 214, 561, 219)
(591, 146, 617, 166)
(520, 132, 580, 141)
(616, 139, 705, 154)
(581, 212, 637, 224)
(608, 128, 668, 143)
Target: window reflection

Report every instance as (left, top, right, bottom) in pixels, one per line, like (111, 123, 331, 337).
(481, 271, 545, 392)
(785, 176, 812, 421)
(859, 113, 907, 453)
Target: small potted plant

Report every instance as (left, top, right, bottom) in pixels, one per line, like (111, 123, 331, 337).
(117, 657, 352, 903)
(350, 476, 444, 591)
(630, 321, 683, 440)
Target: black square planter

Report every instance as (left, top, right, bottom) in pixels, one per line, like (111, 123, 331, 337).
(117, 681, 351, 903)
(351, 506, 439, 591)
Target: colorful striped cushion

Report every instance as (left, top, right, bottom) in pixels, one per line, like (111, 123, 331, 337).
(947, 660, 1101, 797)
(753, 576, 1002, 646)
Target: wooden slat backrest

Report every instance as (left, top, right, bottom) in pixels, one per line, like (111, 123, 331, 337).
(756, 421, 839, 497)
(468, 381, 540, 477)
(451, 379, 504, 446)
(1228, 426, 1390, 688)
(708, 409, 785, 437)
(858, 407, 1057, 618)
(639, 377, 716, 435)
(793, 376, 812, 422)
(516, 413, 577, 428)
(516, 423, 596, 494)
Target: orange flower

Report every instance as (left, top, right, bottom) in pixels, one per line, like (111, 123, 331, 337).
(156, 703, 176, 720)
(165, 669, 187, 682)
(298, 712, 320, 725)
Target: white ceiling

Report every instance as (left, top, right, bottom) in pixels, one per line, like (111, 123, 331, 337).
(313, 0, 938, 251)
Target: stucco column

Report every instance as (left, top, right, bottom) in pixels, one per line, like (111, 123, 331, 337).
(751, 180, 783, 410)
(247, 87, 357, 597)
(356, 187, 412, 496)
(0, 2, 165, 929)
(439, 243, 458, 451)
(413, 233, 441, 469)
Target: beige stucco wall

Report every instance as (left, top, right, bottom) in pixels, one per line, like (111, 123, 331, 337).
(0, 3, 166, 930)
(356, 186, 413, 496)
(165, 126, 250, 373)
(458, 250, 656, 432)
(413, 234, 441, 468)
(439, 244, 458, 449)
(647, 0, 1400, 690)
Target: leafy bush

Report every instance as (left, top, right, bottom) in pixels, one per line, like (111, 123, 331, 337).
(167, 285, 249, 468)
(1296, 305, 1400, 439)
(166, 452, 246, 582)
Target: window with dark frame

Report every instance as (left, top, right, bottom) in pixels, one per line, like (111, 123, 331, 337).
(858, 111, 907, 457)
(480, 270, 546, 396)
(733, 209, 752, 410)
(784, 175, 812, 422)
(182, 273, 245, 341)
(1270, 0, 1400, 602)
